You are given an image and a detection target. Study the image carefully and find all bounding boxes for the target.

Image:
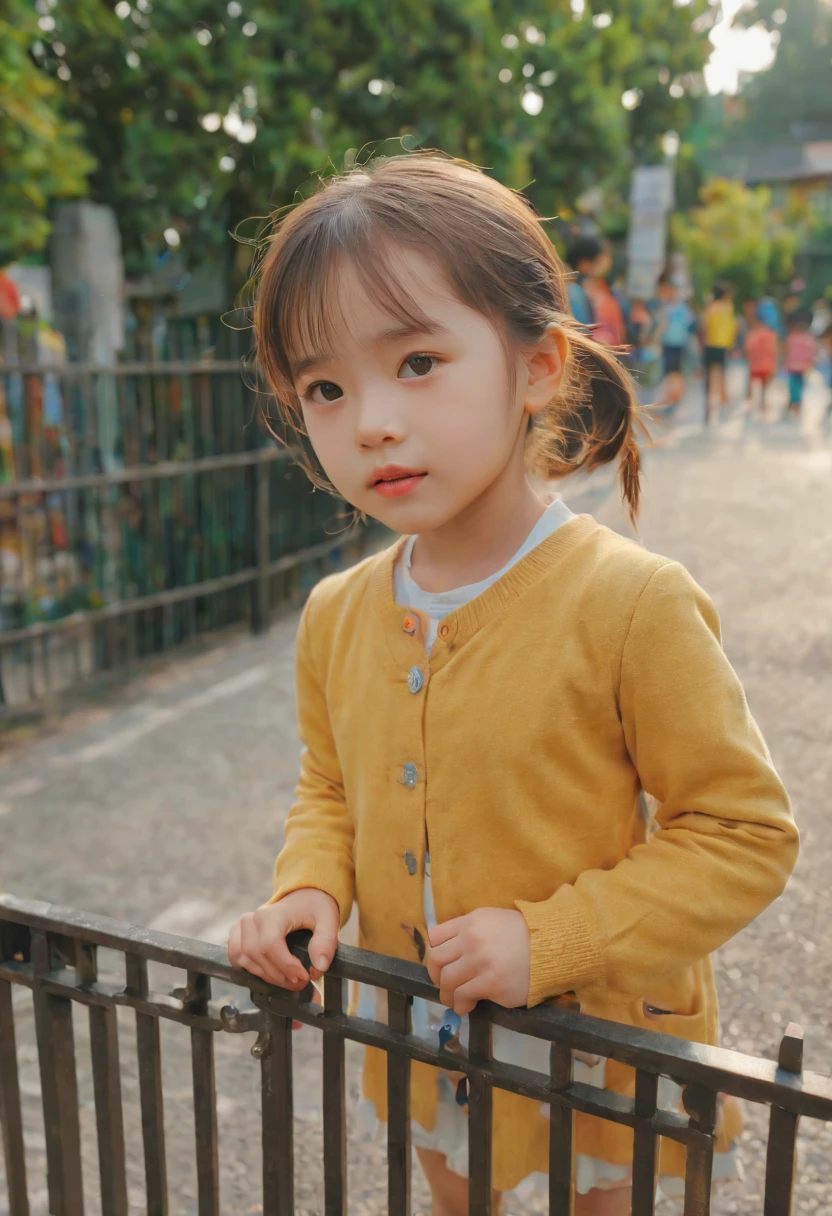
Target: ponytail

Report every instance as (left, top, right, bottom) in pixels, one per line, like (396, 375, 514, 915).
(528, 319, 646, 524)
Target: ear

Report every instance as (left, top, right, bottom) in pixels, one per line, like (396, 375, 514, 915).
(523, 324, 569, 416)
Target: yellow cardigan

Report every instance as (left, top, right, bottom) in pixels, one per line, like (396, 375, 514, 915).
(272, 514, 797, 1189)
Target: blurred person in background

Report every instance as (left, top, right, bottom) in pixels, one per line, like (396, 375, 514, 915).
(700, 284, 737, 423)
(565, 236, 601, 329)
(818, 326, 832, 427)
(782, 279, 805, 330)
(624, 297, 657, 378)
(811, 296, 831, 337)
(0, 270, 20, 331)
(583, 240, 627, 347)
(783, 309, 817, 417)
(738, 298, 758, 349)
(654, 273, 696, 407)
(612, 272, 631, 334)
(756, 294, 781, 335)
(743, 306, 778, 420)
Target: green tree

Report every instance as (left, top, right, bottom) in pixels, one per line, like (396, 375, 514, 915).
(731, 0, 832, 140)
(0, 1, 95, 264)
(671, 178, 797, 302)
(23, 0, 713, 274)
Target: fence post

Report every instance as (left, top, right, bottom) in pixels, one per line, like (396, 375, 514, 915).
(387, 992, 413, 1216)
(0, 960, 29, 1215)
(322, 973, 347, 1215)
(549, 1042, 574, 1216)
(252, 457, 270, 633)
(256, 1012, 294, 1216)
(764, 1023, 804, 1216)
(631, 1070, 659, 1216)
(77, 940, 128, 1216)
(468, 1009, 494, 1216)
(125, 953, 169, 1216)
(31, 931, 85, 1216)
(681, 1082, 717, 1216)
(185, 972, 220, 1216)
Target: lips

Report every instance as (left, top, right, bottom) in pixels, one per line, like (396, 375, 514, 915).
(370, 465, 427, 498)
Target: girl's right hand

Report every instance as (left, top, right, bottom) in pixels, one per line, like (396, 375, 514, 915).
(227, 888, 340, 988)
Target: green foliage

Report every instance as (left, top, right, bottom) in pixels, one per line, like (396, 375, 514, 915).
(9, 0, 713, 273)
(0, 1, 95, 265)
(672, 178, 797, 302)
(732, 0, 832, 140)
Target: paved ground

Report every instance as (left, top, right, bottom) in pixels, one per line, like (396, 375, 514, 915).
(1, 366, 831, 1214)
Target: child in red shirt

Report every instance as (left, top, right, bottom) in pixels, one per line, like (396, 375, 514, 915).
(744, 312, 778, 419)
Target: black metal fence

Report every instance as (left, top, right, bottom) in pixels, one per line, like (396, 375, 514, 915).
(1, 894, 830, 1216)
(0, 354, 367, 716)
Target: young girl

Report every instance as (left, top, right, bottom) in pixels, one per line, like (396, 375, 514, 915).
(229, 154, 798, 1215)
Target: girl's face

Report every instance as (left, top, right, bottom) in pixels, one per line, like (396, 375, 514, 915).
(293, 246, 560, 535)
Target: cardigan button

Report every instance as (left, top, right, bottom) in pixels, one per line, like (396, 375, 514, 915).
(404, 850, 417, 875)
(438, 623, 450, 639)
(402, 762, 418, 788)
(402, 615, 417, 636)
(407, 666, 424, 694)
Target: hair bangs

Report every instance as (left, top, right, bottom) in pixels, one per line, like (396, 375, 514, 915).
(271, 215, 437, 401)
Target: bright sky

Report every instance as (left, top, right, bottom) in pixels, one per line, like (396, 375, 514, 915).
(704, 0, 779, 94)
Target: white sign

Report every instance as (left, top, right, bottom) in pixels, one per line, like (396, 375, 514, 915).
(626, 164, 675, 298)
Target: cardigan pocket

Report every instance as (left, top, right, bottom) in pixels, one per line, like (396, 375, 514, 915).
(637, 992, 709, 1051)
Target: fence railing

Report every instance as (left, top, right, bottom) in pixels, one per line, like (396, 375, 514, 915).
(1, 894, 830, 1216)
(0, 358, 367, 715)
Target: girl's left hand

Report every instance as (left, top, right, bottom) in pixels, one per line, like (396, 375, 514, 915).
(426, 908, 530, 1016)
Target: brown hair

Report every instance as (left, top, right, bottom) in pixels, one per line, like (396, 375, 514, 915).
(254, 152, 644, 519)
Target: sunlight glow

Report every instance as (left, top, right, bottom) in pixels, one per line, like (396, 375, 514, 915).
(705, 0, 778, 94)
(521, 89, 544, 115)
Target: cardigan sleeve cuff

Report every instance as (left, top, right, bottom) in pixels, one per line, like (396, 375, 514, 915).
(515, 886, 605, 1006)
(267, 861, 354, 929)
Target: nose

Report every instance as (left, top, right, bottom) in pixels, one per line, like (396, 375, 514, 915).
(354, 388, 407, 451)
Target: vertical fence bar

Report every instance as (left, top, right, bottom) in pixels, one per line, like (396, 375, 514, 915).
(631, 1070, 659, 1216)
(322, 974, 347, 1215)
(549, 1042, 573, 1216)
(31, 931, 84, 1216)
(764, 1023, 804, 1216)
(77, 941, 128, 1216)
(0, 975, 29, 1216)
(40, 633, 52, 698)
(681, 1084, 717, 1216)
(125, 953, 168, 1216)
(467, 1009, 493, 1216)
(252, 457, 270, 632)
(387, 992, 413, 1216)
(258, 1011, 294, 1216)
(186, 972, 220, 1216)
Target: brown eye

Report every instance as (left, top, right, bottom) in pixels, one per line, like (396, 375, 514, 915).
(399, 354, 436, 379)
(310, 381, 342, 403)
